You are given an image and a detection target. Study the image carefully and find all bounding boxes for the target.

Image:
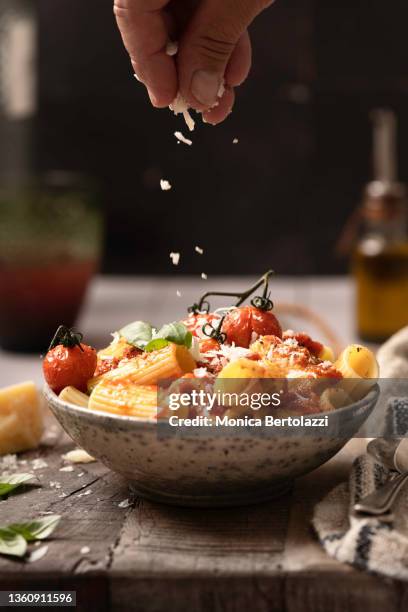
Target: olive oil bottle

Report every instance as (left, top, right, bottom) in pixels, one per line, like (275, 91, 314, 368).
(354, 110, 408, 342)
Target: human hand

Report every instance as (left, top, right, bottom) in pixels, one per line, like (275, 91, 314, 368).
(114, 0, 274, 124)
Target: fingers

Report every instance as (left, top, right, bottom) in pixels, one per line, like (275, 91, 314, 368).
(177, 0, 271, 111)
(226, 31, 252, 87)
(114, 0, 177, 107)
(202, 86, 235, 125)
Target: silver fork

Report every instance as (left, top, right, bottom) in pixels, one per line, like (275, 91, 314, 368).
(354, 438, 408, 516)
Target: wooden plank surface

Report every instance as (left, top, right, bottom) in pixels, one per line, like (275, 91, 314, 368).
(0, 414, 407, 611)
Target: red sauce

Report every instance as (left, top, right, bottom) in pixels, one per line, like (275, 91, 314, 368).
(283, 331, 323, 357)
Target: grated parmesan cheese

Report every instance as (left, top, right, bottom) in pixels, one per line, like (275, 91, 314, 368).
(28, 545, 48, 563)
(160, 179, 172, 191)
(174, 131, 192, 146)
(217, 79, 226, 99)
(193, 367, 209, 378)
(233, 138, 239, 144)
(31, 458, 48, 470)
(176, 290, 181, 297)
(195, 246, 204, 255)
(59, 465, 74, 472)
(63, 449, 96, 464)
(201, 273, 208, 280)
(169, 93, 195, 131)
(165, 40, 178, 56)
(169, 252, 180, 266)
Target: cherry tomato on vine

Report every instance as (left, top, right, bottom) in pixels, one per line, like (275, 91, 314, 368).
(43, 326, 97, 394)
(222, 306, 282, 348)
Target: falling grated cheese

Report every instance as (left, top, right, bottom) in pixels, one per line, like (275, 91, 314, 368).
(118, 498, 132, 508)
(233, 138, 239, 144)
(165, 40, 178, 56)
(169, 93, 195, 131)
(174, 131, 192, 146)
(201, 273, 208, 280)
(195, 246, 204, 255)
(81, 546, 91, 555)
(176, 290, 182, 297)
(63, 449, 96, 464)
(169, 252, 180, 266)
(160, 179, 172, 191)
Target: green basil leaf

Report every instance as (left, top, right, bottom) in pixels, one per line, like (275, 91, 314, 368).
(119, 321, 154, 349)
(0, 528, 27, 558)
(0, 474, 34, 498)
(155, 323, 193, 348)
(8, 515, 61, 542)
(144, 338, 170, 353)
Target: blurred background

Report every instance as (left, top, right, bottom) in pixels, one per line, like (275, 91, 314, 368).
(2, 0, 407, 275)
(1, 0, 408, 352)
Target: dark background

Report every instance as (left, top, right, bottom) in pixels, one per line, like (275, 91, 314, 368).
(37, 0, 408, 275)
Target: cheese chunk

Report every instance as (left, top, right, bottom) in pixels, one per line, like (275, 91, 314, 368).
(0, 381, 43, 455)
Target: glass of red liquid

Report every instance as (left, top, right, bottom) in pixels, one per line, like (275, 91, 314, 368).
(0, 172, 103, 352)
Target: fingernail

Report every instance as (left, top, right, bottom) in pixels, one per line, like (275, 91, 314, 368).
(191, 70, 221, 107)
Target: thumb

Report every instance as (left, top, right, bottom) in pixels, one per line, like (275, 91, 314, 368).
(178, 0, 273, 109)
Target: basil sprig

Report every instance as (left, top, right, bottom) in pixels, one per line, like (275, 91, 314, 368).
(0, 474, 34, 498)
(120, 321, 192, 353)
(0, 515, 61, 558)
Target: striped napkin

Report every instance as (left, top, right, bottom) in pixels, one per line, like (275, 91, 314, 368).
(312, 327, 408, 579)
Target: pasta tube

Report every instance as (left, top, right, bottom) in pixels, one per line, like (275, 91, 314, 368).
(214, 358, 266, 401)
(334, 344, 378, 398)
(318, 345, 335, 362)
(59, 386, 90, 408)
(95, 343, 196, 387)
(89, 382, 157, 418)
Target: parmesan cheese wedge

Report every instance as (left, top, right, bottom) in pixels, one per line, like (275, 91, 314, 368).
(0, 381, 43, 455)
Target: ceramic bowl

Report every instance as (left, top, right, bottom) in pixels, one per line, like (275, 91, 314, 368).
(44, 384, 379, 507)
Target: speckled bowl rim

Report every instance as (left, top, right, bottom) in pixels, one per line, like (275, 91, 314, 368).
(43, 382, 380, 431)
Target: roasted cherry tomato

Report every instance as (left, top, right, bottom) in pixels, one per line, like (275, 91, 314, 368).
(43, 326, 97, 394)
(182, 313, 219, 337)
(222, 306, 282, 348)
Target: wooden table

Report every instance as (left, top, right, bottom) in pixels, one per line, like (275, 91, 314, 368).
(1, 277, 405, 611)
